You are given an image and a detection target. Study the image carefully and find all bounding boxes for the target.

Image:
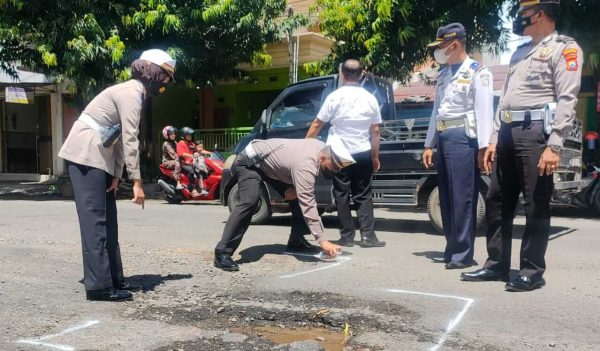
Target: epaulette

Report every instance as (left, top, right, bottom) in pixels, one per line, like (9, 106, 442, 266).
(556, 34, 576, 44)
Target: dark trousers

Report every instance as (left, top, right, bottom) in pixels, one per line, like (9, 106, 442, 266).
(216, 154, 263, 254)
(67, 161, 124, 291)
(181, 164, 197, 189)
(265, 177, 309, 241)
(215, 155, 308, 255)
(333, 150, 376, 240)
(436, 128, 479, 263)
(483, 121, 553, 280)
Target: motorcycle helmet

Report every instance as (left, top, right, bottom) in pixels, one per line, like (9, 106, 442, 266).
(162, 125, 177, 139)
(181, 127, 194, 137)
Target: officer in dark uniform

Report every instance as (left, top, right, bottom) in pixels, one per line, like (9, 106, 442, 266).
(461, 0, 583, 291)
(423, 23, 494, 269)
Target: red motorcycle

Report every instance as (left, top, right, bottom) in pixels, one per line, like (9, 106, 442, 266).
(158, 151, 224, 203)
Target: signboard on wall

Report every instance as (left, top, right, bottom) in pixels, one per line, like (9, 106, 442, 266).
(5, 87, 34, 104)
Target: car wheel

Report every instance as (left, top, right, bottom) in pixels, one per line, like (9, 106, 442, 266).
(427, 186, 486, 235)
(227, 183, 272, 224)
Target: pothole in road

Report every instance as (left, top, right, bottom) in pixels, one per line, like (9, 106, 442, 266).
(233, 325, 346, 351)
(126, 290, 499, 351)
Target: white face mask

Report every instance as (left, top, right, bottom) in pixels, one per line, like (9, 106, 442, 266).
(434, 47, 451, 64)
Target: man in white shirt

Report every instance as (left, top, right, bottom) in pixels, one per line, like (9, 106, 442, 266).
(422, 23, 494, 269)
(306, 59, 386, 248)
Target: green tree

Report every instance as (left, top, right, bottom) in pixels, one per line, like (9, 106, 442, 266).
(555, 0, 600, 72)
(0, 0, 287, 103)
(306, 0, 508, 81)
(308, 0, 600, 79)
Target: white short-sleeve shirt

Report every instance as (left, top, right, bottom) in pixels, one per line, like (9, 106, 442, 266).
(316, 85, 382, 154)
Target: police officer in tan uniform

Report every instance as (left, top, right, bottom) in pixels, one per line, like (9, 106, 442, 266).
(461, 0, 583, 291)
(213, 138, 350, 271)
(59, 49, 176, 301)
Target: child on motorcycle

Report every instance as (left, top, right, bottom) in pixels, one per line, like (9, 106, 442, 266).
(161, 126, 184, 190)
(177, 127, 208, 196)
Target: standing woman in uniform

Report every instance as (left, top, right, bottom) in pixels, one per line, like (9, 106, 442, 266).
(58, 49, 175, 302)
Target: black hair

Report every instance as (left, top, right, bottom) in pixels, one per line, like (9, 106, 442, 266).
(535, 4, 560, 22)
(340, 59, 362, 82)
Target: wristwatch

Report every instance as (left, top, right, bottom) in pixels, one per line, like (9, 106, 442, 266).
(549, 145, 562, 154)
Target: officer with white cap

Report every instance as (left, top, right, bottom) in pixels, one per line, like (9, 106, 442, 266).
(422, 23, 494, 269)
(59, 49, 176, 302)
(462, 0, 583, 292)
(213, 138, 351, 272)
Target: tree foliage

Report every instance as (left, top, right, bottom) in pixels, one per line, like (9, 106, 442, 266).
(555, 0, 600, 72)
(308, 0, 600, 79)
(306, 0, 508, 81)
(0, 0, 287, 102)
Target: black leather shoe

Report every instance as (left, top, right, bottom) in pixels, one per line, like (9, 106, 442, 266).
(287, 237, 321, 253)
(505, 275, 545, 292)
(214, 251, 239, 272)
(359, 236, 386, 247)
(334, 238, 355, 247)
(431, 257, 449, 264)
(86, 287, 133, 302)
(445, 261, 476, 270)
(115, 281, 141, 292)
(461, 268, 508, 282)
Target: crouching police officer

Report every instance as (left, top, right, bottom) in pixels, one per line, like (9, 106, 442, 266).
(462, 0, 583, 291)
(213, 138, 352, 271)
(422, 23, 494, 269)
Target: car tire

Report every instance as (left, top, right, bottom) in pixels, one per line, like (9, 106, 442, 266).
(227, 183, 272, 224)
(592, 181, 600, 216)
(427, 186, 486, 235)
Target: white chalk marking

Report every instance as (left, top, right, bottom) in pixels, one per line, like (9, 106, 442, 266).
(16, 340, 75, 351)
(17, 320, 99, 351)
(279, 252, 351, 279)
(387, 289, 474, 351)
(549, 228, 575, 240)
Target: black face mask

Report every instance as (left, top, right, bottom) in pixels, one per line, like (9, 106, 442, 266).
(144, 81, 167, 97)
(512, 12, 539, 36)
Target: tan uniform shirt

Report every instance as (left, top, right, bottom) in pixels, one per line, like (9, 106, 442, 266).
(490, 32, 583, 148)
(251, 138, 327, 242)
(58, 80, 145, 179)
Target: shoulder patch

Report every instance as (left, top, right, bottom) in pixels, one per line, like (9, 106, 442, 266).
(562, 48, 579, 71)
(470, 61, 481, 71)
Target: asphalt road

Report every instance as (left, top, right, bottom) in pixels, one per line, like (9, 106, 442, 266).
(0, 199, 598, 351)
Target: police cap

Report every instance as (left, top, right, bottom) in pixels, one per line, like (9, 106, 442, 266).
(427, 23, 466, 48)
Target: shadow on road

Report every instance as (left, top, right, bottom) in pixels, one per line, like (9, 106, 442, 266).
(237, 244, 325, 265)
(412, 250, 445, 260)
(125, 274, 193, 292)
(78, 273, 193, 292)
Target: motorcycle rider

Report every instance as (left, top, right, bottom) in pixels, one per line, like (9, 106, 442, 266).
(177, 127, 202, 196)
(161, 126, 184, 190)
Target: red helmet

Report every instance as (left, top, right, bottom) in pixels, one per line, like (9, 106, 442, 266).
(162, 125, 177, 139)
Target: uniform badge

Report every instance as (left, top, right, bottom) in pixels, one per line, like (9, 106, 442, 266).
(540, 47, 552, 59)
(562, 48, 579, 71)
(480, 74, 491, 87)
(470, 62, 481, 70)
(457, 79, 470, 84)
(436, 120, 446, 131)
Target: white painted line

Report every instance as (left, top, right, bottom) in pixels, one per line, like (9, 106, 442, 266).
(17, 320, 99, 351)
(16, 340, 75, 351)
(387, 289, 474, 351)
(279, 252, 352, 279)
(549, 228, 575, 240)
